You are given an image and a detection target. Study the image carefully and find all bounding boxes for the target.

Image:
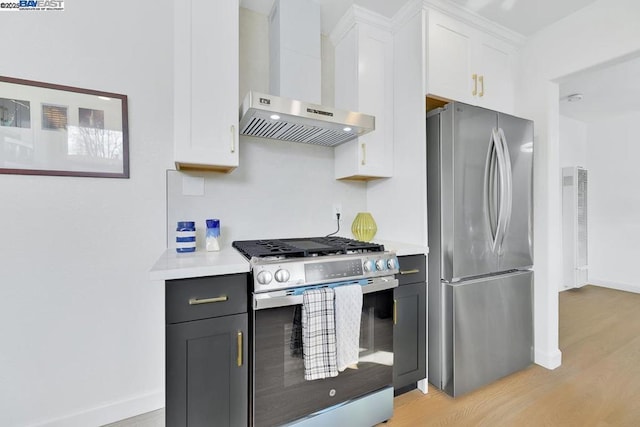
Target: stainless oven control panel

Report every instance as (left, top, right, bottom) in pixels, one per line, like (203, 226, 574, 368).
(251, 252, 399, 293)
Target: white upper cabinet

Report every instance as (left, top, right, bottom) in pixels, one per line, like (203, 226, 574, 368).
(174, 0, 239, 172)
(332, 7, 394, 181)
(426, 11, 473, 104)
(426, 9, 518, 113)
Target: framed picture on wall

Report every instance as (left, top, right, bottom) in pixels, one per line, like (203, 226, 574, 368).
(41, 104, 68, 130)
(0, 97, 31, 128)
(78, 108, 104, 129)
(0, 76, 129, 178)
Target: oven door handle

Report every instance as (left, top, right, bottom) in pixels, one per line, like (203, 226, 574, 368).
(253, 277, 399, 310)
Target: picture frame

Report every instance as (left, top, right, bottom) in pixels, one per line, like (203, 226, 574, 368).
(0, 76, 129, 178)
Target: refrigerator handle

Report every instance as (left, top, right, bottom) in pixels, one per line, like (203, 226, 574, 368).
(492, 128, 509, 254)
(485, 129, 501, 252)
(497, 128, 513, 251)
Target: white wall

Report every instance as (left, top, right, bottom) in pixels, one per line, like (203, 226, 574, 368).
(516, 0, 640, 369)
(560, 110, 640, 295)
(0, 1, 172, 426)
(166, 139, 367, 247)
(559, 115, 587, 169)
(559, 115, 587, 292)
(166, 8, 367, 247)
(0, 5, 367, 427)
(587, 112, 640, 293)
(366, 6, 427, 246)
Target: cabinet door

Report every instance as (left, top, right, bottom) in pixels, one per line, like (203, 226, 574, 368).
(426, 10, 473, 103)
(393, 281, 427, 390)
(474, 35, 514, 113)
(174, 0, 239, 172)
(426, 9, 516, 113)
(166, 314, 248, 427)
(334, 20, 393, 180)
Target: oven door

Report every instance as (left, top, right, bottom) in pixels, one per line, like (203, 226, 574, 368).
(252, 279, 397, 427)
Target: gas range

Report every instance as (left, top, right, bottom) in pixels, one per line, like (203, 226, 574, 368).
(245, 236, 398, 426)
(232, 236, 399, 293)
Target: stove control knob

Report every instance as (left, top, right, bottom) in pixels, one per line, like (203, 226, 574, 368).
(375, 259, 386, 271)
(274, 269, 290, 283)
(387, 258, 397, 270)
(363, 260, 374, 272)
(256, 270, 273, 285)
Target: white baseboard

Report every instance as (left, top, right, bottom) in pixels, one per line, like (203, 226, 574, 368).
(30, 390, 164, 427)
(534, 348, 562, 370)
(588, 279, 640, 294)
(417, 378, 428, 394)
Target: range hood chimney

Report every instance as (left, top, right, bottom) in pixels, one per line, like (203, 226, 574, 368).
(239, 0, 375, 147)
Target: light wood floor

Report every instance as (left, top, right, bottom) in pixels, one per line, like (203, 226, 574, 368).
(384, 285, 640, 426)
(107, 285, 640, 426)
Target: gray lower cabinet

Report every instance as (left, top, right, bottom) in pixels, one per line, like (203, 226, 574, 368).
(165, 274, 248, 427)
(393, 255, 427, 391)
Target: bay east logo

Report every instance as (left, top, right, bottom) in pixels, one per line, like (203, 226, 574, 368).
(20, 0, 64, 7)
(0, 0, 65, 10)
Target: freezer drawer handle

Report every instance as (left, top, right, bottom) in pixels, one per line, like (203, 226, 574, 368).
(399, 269, 420, 275)
(188, 296, 228, 305)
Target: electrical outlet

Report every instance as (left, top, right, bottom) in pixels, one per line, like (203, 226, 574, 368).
(332, 203, 342, 221)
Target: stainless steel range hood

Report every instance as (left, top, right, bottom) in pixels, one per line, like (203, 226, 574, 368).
(239, 91, 375, 147)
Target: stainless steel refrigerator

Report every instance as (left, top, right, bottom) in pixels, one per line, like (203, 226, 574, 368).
(427, 102, 534, 397)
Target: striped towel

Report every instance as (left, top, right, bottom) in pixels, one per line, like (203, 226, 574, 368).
(302, 288, 338, 380)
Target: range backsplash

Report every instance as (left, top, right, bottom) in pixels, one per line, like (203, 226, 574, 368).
(166, 139, 367, 250)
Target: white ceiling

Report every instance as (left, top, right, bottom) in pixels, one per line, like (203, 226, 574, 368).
(446, 0, 599, 36)
(559, 55, 640, 123)
(241, 0, 639, 123)
(240, 0, 408, 35)
(240, 0, 599, 36)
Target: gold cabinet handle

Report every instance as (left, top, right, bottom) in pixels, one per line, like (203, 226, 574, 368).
(393, 299, 397, 325)
(188, 296, 228, 305)
(361, 143, 366, 166)
(479, 75, 484, 97)
(472, 73, 478, 96)
(237, 331, 243, 367)
(230, 125, 236, 153)
(399, 269, 420, 275)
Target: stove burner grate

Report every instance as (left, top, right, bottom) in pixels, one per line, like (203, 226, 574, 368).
(232, 236, 384, 260)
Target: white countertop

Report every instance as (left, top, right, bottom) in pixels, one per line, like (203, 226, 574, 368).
(150, 240, 428, 281)
(373, 240, 429, 257)
(149, 246, 250, 281)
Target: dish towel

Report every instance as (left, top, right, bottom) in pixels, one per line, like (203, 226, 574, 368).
(302, 288, 338, 380)
(334, 284, 363, 371)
